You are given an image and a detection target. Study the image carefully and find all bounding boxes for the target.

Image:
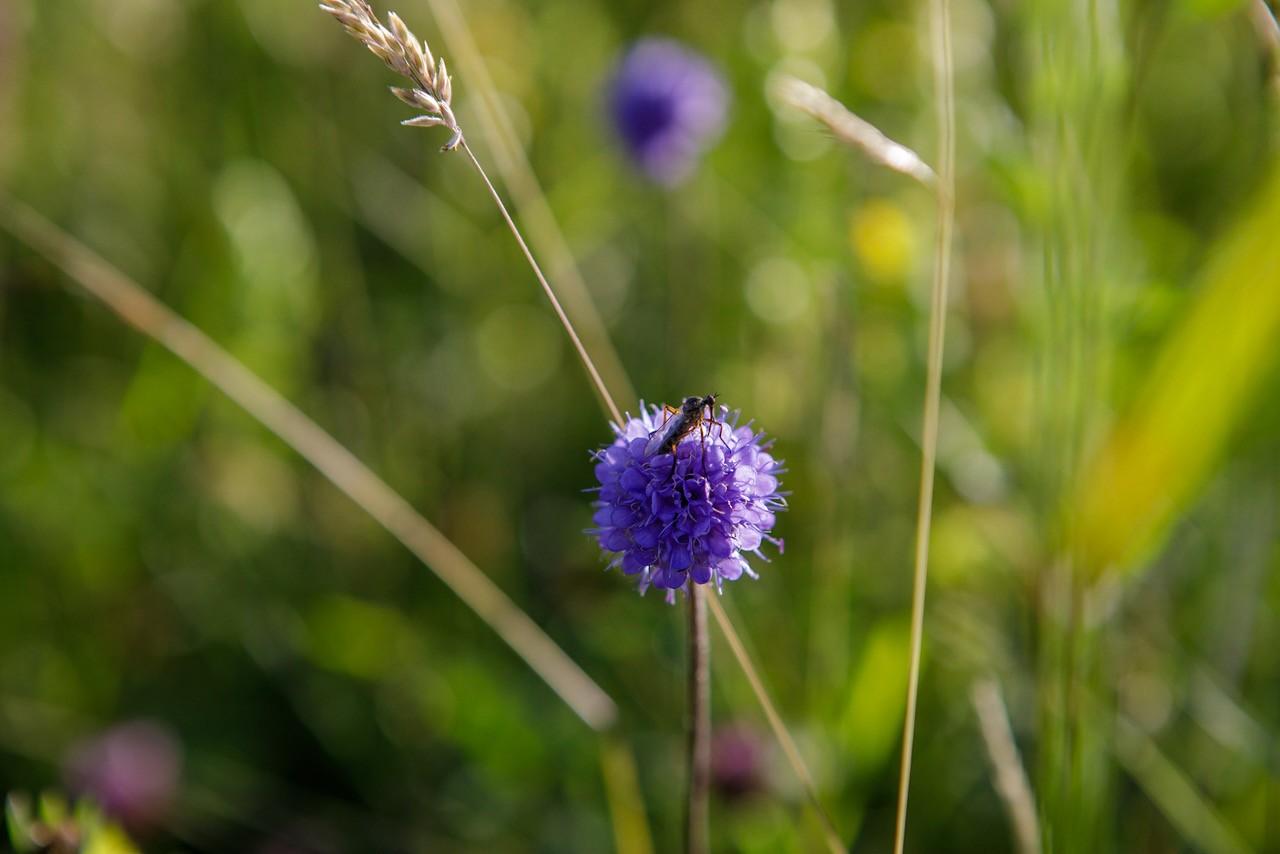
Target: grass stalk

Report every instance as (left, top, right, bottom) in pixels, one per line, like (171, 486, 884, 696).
(2, 190, 656, 852)
(0, 192, 618, 734)
(706, 596, 844, 854)
(1114, 713, 1253, 854)
(1250, 0, 1280, 56)
(458, 140, 623, 425)
(422, 0, 639, 411)
(321, 0, 623, 425)
(971, 678, 1042, 854)
(599, 731, 657, 854)
(891, 0, 955, 852)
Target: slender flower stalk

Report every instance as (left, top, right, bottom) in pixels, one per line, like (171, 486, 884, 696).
(686, 586, 710, 854)
(591, 400, 784, 851)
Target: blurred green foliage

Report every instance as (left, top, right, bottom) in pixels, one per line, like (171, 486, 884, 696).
(1, 0, 1277, 852)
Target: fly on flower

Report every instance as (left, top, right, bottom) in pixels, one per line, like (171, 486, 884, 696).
(644, 393, 720, 457)
(589, 398, 786, 601)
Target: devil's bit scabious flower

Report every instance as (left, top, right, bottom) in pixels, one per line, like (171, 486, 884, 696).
(589, 402, 785, 602)
(607, 38, 729, 186)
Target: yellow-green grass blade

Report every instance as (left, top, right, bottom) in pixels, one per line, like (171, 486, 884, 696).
(1073, 171, 1280, 576)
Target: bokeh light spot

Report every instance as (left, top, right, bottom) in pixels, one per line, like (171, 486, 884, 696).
(745, 256, 812, 325)
(850, 198, 916, 283)
(476, 303, 562, 391)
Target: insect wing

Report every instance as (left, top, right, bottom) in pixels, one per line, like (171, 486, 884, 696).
(644, 416, 685, 457)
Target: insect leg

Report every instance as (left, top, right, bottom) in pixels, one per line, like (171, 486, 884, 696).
(703, 401, 729, 451)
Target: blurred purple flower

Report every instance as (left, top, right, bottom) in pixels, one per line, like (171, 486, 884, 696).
(588, 401, 785, 602)
(63, 719, 182, 831)
(607, 38, 729, 186)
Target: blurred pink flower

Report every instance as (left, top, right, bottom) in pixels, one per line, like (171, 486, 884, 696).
(63, 718, 182, 831)
(711, 722, 766, 800)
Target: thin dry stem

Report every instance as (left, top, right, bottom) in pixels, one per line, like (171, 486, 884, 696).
(972, 678, 1043, 854)
(774, 75, 940, 192)
(1114, 713, 1253, 854)
(459, 140, 624, 425)
(422, 0, 639, 410)
(598, 731, 657, 854)
(893, 2, 956, 853)
(706, 596, 844, 854)
(0, 193, 617, 733)
(1250, 0, 1280, 90)
(323, 1, 624, 424)
(1250, 0, 1280, 52)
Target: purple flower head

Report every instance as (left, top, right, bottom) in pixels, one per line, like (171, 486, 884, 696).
(607, 38, 729, 186)
(589, 400, 785, 602)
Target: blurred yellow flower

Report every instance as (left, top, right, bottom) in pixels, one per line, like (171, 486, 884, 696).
(849, 199, 916, 283)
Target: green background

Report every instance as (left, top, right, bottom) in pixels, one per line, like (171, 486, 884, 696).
(1, 0, 1277, 852)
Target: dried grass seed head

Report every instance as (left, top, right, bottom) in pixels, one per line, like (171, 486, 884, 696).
(320, 0, 462, 150)
(774, 75, 938, 191)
